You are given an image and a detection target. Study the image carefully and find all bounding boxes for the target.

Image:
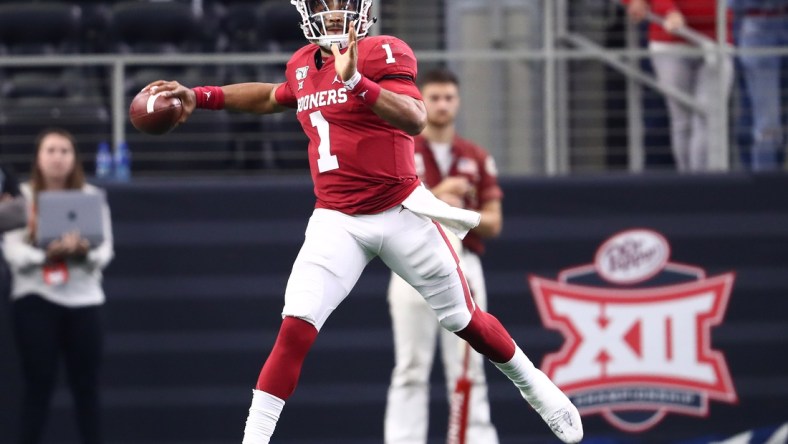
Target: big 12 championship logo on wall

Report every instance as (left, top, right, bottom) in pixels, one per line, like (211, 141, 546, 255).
(529, 229, 738, 432)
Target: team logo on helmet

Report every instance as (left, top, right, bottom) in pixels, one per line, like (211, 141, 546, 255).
(529, 229, 737, 432)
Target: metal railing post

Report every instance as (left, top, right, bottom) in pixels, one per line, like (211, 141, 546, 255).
(111, 60, 126, 155)
(544, 0, 558, 175)
(625, 19, 645, 172)
(713, 0, 730, 171)
(556, 0, 570, 174)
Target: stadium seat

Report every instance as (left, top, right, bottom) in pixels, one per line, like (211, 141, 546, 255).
(0, 3, 110, 172)
(0, 97, 111, 174)
(222, 2, 262, 53)
(110, 1, 198, 54)
(0, 3, 80, 51)
(0, 2, 83, 96)
(108, 1, 236, 173)
(78, 3, 113, 54)
(258, 0, 306, 53)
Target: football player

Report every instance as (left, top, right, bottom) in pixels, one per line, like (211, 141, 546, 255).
(142, 1, 583, 443)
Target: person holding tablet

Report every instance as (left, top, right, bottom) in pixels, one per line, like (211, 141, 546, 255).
(2, 128, 114, 444)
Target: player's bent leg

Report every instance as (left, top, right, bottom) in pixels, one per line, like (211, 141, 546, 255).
(244, 209, 372, 444)
(382, 211, 582, 441)
(457, 311, 583, 443)
(282, 208, 373, 330)
(244, 316, 318, 444)
(454, 309, 514, 363)
(256, 316, 318, 399)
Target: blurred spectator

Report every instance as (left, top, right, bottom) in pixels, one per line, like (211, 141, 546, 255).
(626, 0, 733, 172)
(2, 128, 114, 444)
(0, 163, 23, 311)
(729, 0, 788, 171)
(0, 164, 25, 233)
(384, 69, 504, 444)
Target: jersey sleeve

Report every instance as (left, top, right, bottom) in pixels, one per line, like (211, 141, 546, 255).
(378, 78, 422, 100)
(360, 36, 421, 99)
(274, 81, 298, 108)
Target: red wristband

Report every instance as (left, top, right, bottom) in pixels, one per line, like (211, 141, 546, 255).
(193, 86, 225, 110)
(348, 76, 382, 106)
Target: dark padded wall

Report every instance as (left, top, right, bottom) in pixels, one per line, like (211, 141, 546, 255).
(1, 173, 786, 443)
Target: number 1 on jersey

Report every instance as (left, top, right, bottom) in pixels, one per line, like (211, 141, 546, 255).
(382, 43, 396, 64)
(310, 110, 339, 173)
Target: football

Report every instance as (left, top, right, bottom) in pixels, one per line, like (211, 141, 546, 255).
(129, 90, 183, 135)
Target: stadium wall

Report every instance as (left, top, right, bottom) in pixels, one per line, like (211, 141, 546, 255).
(0, 173, 786, 443)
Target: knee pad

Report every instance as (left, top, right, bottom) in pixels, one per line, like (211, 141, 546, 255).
(413, 272, 472, 333)
(440, 310, 472, 333)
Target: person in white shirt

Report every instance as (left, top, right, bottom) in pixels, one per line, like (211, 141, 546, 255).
(3, 128, 114, 444)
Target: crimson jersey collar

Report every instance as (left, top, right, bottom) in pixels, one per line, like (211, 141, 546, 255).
(314, 47, 327, 70)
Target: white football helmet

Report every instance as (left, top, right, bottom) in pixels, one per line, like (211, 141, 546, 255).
(291, 0, 376, 50)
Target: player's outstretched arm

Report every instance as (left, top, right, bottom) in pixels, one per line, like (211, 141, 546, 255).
(141, 80, 288, 123)
(221, 83, 290, 114)
(331, 22, 427, 135)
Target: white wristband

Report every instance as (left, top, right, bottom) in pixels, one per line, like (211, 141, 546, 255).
(343, 71, 362, 90)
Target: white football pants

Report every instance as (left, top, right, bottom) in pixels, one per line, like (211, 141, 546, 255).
(282, 206, 473, 333)
(384, 237, 500, 444)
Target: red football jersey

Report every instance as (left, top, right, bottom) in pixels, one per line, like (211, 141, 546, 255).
(414, 135, 503, 255)
(275, 35, 423, 215)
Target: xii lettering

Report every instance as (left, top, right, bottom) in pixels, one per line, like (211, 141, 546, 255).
(530, 274, 737, 402)
(549, 295, 717, 385)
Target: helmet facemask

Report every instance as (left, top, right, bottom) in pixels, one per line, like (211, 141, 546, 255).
(292, 0, 375, 51)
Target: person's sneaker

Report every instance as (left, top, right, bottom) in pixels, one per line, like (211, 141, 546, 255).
(545, 404, 583, 443)
(520, 369, 584, 443)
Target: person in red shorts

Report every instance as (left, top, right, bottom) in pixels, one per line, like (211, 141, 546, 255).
(143, 1, 583, 443)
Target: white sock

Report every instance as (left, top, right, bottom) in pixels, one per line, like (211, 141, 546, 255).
(494, 345, 569, 417)
(242, 389, 285, 444)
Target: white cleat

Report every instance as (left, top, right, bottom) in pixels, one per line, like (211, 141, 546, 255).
(495, 348, 584, 442)
(519, 369, 584, 443)
(545, 404, 584, 443)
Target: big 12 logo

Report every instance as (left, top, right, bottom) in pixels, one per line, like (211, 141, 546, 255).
(529, 229, 737, 432)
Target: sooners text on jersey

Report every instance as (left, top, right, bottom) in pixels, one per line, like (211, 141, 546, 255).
(278, 36, 424, 215)
(528, 229, 737, 432)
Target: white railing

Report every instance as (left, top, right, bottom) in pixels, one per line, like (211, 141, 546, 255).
(2, 1, 788, 175)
